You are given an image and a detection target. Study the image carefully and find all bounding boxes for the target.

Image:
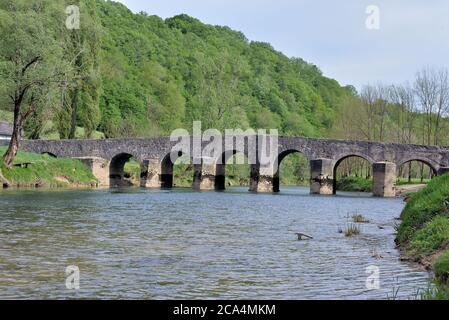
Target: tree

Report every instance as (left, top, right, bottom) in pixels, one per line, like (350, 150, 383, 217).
(389, 84, 417, 182)
(413, 67, 449, 146)
(0, 0, 67, 167)
(61, 0, 102, 139)
(389, 84, 417, 145)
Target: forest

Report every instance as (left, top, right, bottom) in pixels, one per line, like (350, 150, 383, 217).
(1, 0, 449, 186)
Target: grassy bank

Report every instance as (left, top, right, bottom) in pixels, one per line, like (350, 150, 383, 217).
(396, 173, 449, 299)
(335, 176, 430, 193)
(0, 146, 97, 188)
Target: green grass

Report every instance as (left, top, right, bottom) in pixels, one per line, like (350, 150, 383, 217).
(336, 176, 373, 192)
(434, 251, 449, 284)
(0, 146, 97, 188)
(344, 223, 361, 237)
(397, 173, 449, 245)
(335, 176, 430, 193)
(409, 216, 449, 257)
(396, 173, 449, 298)
(396, 178, 430, 186)
(420, 284, 449, 300)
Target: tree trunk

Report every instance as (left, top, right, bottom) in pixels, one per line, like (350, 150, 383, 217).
(69, 89, 78, 139)
(3, 104, 23, 168)
(408, 162, 412, 183)
(420, 162, 424, 183)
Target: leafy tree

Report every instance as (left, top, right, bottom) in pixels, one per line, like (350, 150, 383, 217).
(61, 0, 102, 139)
(0, 0, 67, 166)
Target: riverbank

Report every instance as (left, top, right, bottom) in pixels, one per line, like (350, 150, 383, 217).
(336, 177, 373, 192)
(337, 176, 428, 196)
(396, 173, 449, 299)
(396, 184, 427, 197)
(0, 146, 97, 189)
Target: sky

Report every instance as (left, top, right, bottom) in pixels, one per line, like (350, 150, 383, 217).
(116, 0, 449, 90)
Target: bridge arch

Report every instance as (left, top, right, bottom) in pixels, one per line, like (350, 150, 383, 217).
(397, 158, 438, 183)
(397, 158, 438, 175)
(160, 151, 193, 188)
(109, 152, 140, 187)
(214, 150, 251, 190)
(273, 149, 309, 192)
(333, 154, 374, 194)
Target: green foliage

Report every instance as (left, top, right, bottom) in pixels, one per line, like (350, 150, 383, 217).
(420, 284, 449, 300)
(278, 153, 309, 185)
(336, 176, 373, 192)
(91, 1, 350, 137)
(397, 173, 449, 245)
(0, 146, 97, 187)
(409, 217, 449, 257)
(0, 109, 13, 122)
(434, 251, 449, 284)
(396, 178, 430, 186)
(396, 173, 449, 295)
(173, 164, 194, 187)
(123, 159, 141, 185)
(0, 0, 68, 117)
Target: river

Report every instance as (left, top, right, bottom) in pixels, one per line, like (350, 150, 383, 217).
(0, 187, 430, 299)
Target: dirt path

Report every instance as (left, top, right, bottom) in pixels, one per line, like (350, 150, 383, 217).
(396, 184, 426, 197)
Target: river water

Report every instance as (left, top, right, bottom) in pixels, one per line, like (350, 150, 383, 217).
(0, 187, 430, 299)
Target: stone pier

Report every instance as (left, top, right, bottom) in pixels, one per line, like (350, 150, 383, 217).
(310, 158, 334, 195)
(372, 162, 396, 197)
(193, 163, 216, 190)
(140, 159, 162, 188)
(75, 157, 110, 187)
(250, 165, 276, 192)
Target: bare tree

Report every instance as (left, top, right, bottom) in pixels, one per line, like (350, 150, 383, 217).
(389, 83, 417, 144)
(360, 84, 390, 142)
(413, 67, 449, 180)
(435, 68, 449, 145)
(389, 84, 418, 182)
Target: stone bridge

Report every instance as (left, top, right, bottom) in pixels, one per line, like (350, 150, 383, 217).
(5, 136, 449, 197)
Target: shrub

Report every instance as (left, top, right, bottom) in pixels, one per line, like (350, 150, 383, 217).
(336, 176, 372, 192)
(434, 251, 449, 284)
(352, 214, 370, 223)
(344, 223, 360, 237)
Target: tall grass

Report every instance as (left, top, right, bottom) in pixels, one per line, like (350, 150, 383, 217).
(344, 223, 360, 237)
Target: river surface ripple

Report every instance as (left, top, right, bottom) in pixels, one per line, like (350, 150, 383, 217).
(0, 187, 430, 299)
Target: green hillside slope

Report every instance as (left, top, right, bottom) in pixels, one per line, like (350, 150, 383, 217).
(95, 1, 353, 137)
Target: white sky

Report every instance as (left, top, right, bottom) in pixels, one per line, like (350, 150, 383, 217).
(115, 0, 449, 90)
